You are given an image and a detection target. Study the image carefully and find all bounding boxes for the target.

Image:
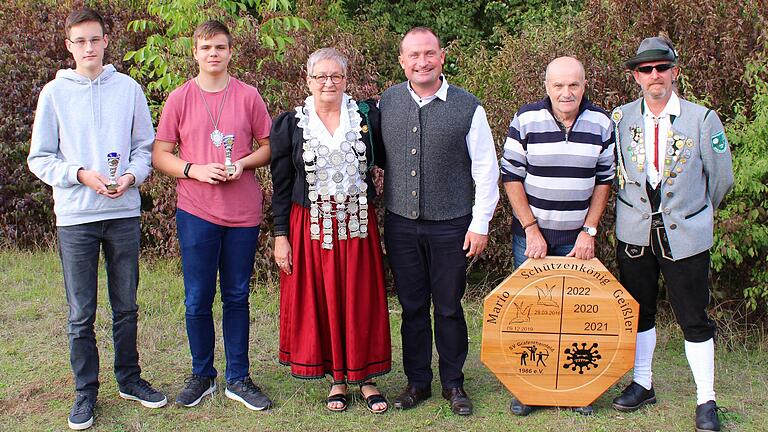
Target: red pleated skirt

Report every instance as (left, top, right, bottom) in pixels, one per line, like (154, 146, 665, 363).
(278, 203, 392, 383)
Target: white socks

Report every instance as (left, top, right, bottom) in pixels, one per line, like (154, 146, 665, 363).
(632, 329, 716, 404)
(632, 328, 656, 390)
(685, 338, 716, 405)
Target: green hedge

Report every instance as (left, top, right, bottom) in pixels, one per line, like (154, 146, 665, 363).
(1, 0, 766, 312)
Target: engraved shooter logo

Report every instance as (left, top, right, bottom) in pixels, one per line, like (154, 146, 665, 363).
(562, 342, 602, 374)
(516, 345, 549, 367)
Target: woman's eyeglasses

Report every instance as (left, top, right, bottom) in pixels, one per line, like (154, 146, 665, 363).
(309, 74, 345, 84)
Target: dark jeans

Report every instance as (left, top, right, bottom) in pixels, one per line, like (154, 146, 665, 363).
(58, 217, 142, 395)
(512, 234, 574, 269)
(617, 225, 716, 342)
(384, 211, 470, 389)
(176, 209, 260, 383)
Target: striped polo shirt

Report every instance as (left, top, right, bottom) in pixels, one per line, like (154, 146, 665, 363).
(501, 97, 615, 245)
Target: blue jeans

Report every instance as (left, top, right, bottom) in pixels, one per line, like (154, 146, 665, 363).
(176, 209, 260, 383)
(512, 234, 574, 269)
(58, 217, 142, 395)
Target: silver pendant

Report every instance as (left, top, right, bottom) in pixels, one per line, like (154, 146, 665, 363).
(303, 150, 315, 163)
(310, 224, 321, 236)
(211, 129, 224, 147)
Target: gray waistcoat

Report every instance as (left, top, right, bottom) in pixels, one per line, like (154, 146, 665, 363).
(380, 82, 479, 220)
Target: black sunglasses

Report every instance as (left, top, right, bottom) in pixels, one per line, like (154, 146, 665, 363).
(636, 63, 675, 74)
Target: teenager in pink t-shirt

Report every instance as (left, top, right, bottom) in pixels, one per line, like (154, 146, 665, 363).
(152, 20, 272, 412)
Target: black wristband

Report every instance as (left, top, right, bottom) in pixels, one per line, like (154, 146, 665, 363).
(183, 162, 192, 178)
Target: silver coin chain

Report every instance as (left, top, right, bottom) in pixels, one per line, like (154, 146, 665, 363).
(296, 97, 369, 250)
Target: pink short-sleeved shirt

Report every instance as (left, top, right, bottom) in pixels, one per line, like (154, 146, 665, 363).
(156, 78, 271, 227)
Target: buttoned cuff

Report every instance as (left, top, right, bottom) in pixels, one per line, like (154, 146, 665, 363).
(468, 219, 489, 236)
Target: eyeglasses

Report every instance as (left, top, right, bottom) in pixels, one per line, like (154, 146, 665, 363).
(309, 74, 345, 84)
(636, 63, 675, 74)
(67, 37, 105, 48)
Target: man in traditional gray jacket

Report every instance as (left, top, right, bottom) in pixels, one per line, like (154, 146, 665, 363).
(610, 36, 733, 432)
(379, 26, 499, 416)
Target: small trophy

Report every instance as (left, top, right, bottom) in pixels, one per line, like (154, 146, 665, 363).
(223, 134, 236, 175)
(106, 152, 120, 191)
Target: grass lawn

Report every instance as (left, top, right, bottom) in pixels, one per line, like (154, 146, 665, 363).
(0, 249, 766, 431)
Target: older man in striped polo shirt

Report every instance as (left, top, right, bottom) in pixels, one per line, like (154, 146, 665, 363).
(500, 56, 615, 415)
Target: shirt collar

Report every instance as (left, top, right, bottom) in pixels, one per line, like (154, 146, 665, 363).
(642, 92, 680, 119)
(305, 94, 350, 136)
(407, 75, 449, 101)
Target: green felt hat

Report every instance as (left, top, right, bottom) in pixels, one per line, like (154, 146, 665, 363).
(625, 37, 678, 70)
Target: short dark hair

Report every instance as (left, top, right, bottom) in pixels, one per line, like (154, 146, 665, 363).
(400, 26, 442, 53)
(193, 20, 233, 48)
(64, 8, 107, 38)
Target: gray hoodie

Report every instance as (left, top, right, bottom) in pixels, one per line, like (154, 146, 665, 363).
(28, 65, 154, 226)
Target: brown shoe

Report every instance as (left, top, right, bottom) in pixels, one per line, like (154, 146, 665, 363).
(392, 384, 431, 410)
(442, 387, 473, 416)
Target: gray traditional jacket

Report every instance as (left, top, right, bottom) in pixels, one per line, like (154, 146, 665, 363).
(612, 97, 733, 260)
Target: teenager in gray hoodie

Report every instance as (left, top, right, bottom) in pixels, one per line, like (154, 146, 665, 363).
(27, 8, 165, 430)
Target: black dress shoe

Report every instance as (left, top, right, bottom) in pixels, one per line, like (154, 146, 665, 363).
(612, 382, 656, 412)
(393, 384, 431, 410)
(441, 387, 473, 416)
(695, 400, 721, 432)
(571, 405, 594, 416)
(509, 397, 534, 416)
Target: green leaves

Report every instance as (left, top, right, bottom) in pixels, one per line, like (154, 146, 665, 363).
(712, 58, 768, 310)
(124, 0, 309, 116)
(260, 14, 308, 55)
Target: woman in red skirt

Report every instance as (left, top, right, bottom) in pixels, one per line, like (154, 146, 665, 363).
(270, 48, 391, 413)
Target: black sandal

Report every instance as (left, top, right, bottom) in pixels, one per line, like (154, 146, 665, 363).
(326, 381, 349, 412)
(360, 382, 388, 414)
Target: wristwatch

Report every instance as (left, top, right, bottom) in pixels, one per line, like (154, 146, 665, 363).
(582, 225, 597, 237)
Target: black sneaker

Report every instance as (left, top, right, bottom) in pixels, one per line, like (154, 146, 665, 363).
(695, 400, 722, 432)
(612, 382, 656, 412)
(225, 377, 272, 411)
(175, 375, 216, 407)
(509, 397, 535, 416)
(119, 378, 168, 408)
(68, 392, 96, 430)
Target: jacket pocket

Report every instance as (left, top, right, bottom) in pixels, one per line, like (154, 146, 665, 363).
(684, 204, 708, 220)
(617, 195, 634, 208)
(623, 244, 645, 259)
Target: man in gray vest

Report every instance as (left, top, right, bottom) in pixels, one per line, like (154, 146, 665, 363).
(611, 36, 733, 432)
(379, 26, 499, 416)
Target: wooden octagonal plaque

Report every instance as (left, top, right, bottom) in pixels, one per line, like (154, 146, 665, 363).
(481, 257, 639, 407)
